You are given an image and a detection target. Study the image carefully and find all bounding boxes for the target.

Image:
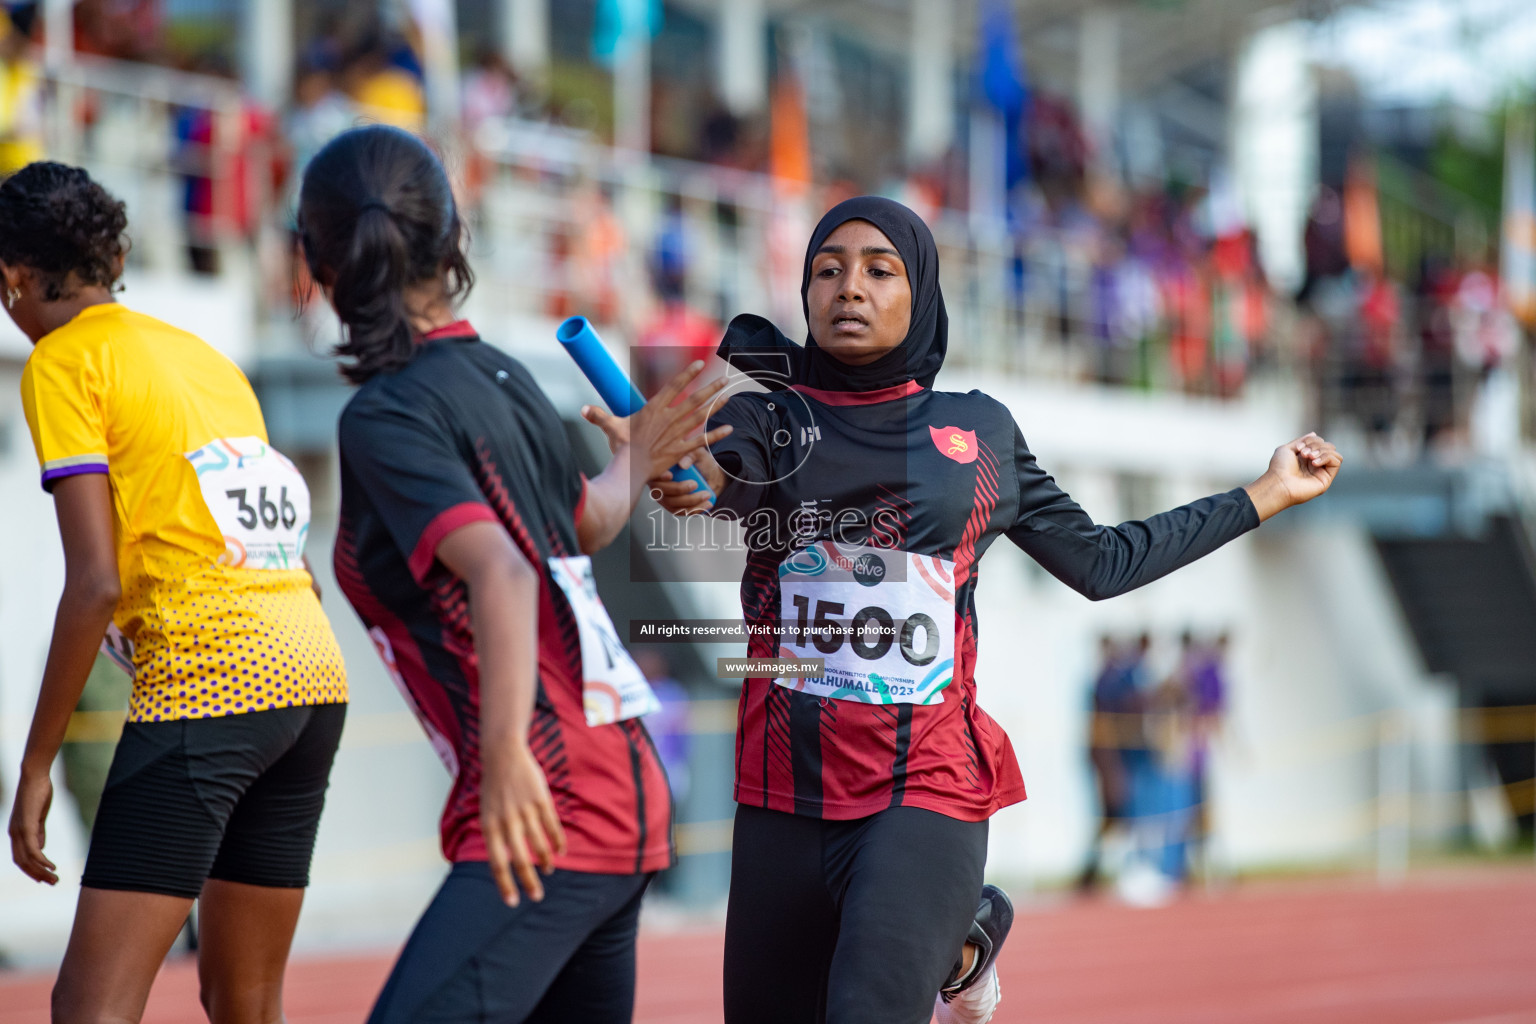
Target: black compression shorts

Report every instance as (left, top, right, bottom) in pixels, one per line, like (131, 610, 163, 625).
(368, 863, 652, 1024)
(723, 803, 988, 1024)
(82, 702, 346, 898)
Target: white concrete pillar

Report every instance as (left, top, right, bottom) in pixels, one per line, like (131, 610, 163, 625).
(42, 0, 71, 71)
(1230, 21, 1317, 292)
(614, 36, 650, 155)
(1077, 6, 1119, 172)
(968, 107, 1005, 237)
(906, 0, 954, 164)
(412, 0, 462, 131)
(717, 0, 767, 116)
(42, 0, 76, 160)
(242, 0, 294, 110)
(502, 0, 550, 82)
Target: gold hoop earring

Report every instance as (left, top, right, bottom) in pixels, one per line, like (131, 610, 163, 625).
(5, 287, 18, 310)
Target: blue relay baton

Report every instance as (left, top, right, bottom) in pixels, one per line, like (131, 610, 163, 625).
(556, 315, 716, 504)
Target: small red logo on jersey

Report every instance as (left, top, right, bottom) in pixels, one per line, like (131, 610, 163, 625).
(929, 426, 978, 464)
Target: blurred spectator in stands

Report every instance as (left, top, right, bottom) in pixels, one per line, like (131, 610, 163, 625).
(651, 193, 690, 304)
(0, 3, 41, 178)
(1210, 227, 1267, 397)
(1296, 186, 1348, 308)
(1136, 652, 1198, 895)
(1088, 233, 1127, 384)
(1415, 254, 1460, 447)
(459, 45, 520, 208)
(285, 60, 355, 310)
(73, 0, 159, 62)
(175, 101, 220, 274)
(299, 12, 346, 81)
(1115, 234, 1162, 389)
(1353, 269, 1401, 440)
(1451, 263, 1520, 373)
(1078, 634, 1148, 893)
(636, 195, 718, 396)
(1083, 225, 1163, 388)
(1028, 93, 1089, 190)
(462, 45, 518, 140)
(175, 56, 280, 275)
(1183, 630, 1229, 879)
(567, 177, 626, 324)
(700, 104, 744, 167)
(287, 62, 355, 187)
(342, 29, 425, 133)
(1164, 245, 1210, 393)
(1453, 262, 1523, 457)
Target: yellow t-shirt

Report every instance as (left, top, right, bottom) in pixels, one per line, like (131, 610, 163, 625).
(20, 303, 347, 722)
(353, 69, 426, 132)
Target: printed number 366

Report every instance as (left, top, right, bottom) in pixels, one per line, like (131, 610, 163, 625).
(226, 486, 298, 531)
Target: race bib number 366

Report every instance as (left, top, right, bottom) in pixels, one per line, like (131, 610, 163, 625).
(548, 556, 660, 726)
(776, 541, 956, 705)
(186, 437, 310, 570)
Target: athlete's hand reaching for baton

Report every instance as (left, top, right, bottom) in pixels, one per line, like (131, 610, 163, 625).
(647, 444, 726, 516)
(1243, 432, 1343, 522)
(436, 521, 567, 905)
(578, 361, 734, 546)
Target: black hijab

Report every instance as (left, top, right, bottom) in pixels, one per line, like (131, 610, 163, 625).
(717, 195, 948, 392)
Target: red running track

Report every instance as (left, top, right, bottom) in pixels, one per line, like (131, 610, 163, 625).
(3, 869, 1534, 1023)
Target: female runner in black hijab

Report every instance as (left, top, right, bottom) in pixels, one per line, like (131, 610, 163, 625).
(591, 196, 1341, 1024)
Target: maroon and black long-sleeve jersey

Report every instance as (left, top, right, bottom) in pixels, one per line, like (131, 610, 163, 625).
(707, 379, 1258, 822)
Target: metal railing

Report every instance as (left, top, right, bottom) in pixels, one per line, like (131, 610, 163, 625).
(25, 54, 1303, 395)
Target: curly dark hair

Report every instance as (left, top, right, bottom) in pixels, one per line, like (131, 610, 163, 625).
(298, 125, 473, 384)
(0, 162, 128, 301)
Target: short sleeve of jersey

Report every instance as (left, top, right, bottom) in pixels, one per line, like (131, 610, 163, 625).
(20, 334, 111, 492)
(339, 397, 499, 584)
(706, 393, 774, 517)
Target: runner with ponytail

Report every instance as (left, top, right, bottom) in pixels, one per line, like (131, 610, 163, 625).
(300, 124, 731, 1023)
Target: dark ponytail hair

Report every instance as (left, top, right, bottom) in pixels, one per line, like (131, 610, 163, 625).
(297, 125, 473, 384)
(0, 161, 128, 300)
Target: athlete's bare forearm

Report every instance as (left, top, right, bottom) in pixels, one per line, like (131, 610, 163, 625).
(24, 474, 119, 775)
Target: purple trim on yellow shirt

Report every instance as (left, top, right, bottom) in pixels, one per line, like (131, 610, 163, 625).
(41, 461, 108, 492)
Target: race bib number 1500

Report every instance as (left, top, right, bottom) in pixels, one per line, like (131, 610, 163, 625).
(776, 541, 956, 705)
(186, 437, 311, 570)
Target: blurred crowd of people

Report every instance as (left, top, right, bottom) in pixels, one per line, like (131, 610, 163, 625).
(6, 2, 1529, 432)
(0, 1, 1294, 403)
(1080, 630, 1230, 904)
(1298, 183, 1523, 455)
(1009, 182, 1274, 396)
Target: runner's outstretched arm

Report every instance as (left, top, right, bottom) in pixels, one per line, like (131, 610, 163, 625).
(1009, 430, 1341, 601)
(9, 474, 119, 885)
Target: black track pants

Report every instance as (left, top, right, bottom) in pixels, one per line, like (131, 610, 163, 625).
(723, 803, 988, 1024)
(369, 863, 651, 1024)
